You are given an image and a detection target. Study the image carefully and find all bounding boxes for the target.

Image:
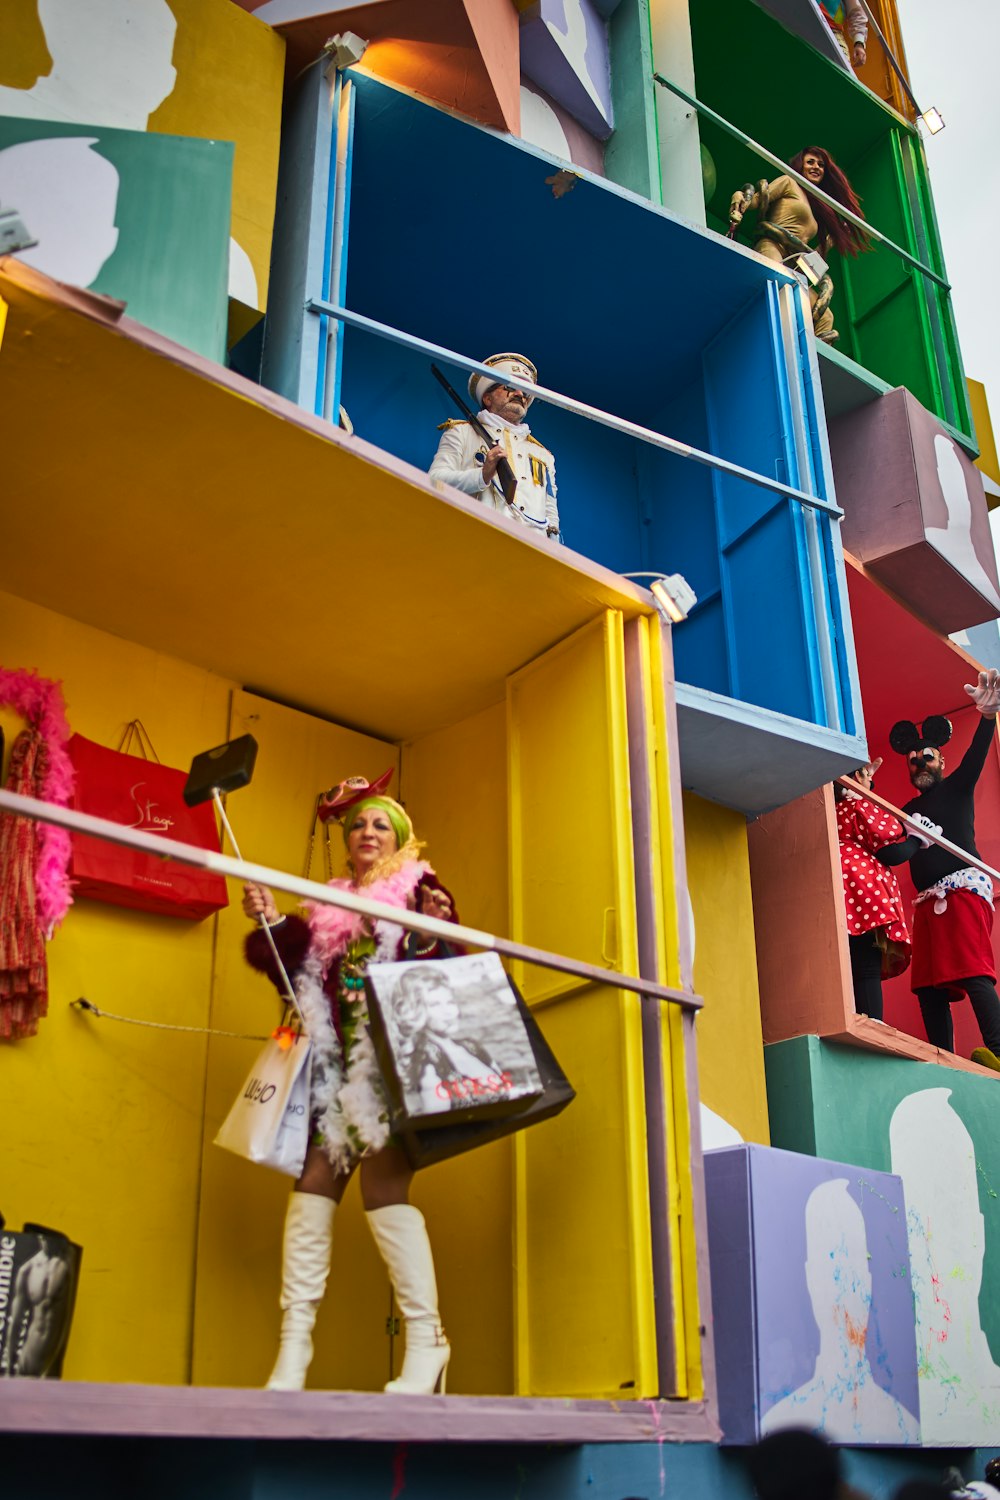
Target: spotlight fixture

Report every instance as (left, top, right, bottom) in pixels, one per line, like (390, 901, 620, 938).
(0, 206, 37, 257)
(323, 30, 369, 72)
(622, 571, 698, 624)
(919, 107, 945, 135)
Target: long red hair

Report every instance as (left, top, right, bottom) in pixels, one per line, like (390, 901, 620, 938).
(789, 146, 871, 258)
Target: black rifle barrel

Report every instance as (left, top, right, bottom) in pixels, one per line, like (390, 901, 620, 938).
(431, 364, 518, 506)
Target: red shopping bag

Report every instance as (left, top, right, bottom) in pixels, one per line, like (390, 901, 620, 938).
(68, 729, 229, 920)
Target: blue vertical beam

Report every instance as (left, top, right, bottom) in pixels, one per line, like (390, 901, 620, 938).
(260, 61, 335, 409)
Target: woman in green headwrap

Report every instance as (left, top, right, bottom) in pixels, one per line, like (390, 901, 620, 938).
(243, 774, 458, 1398)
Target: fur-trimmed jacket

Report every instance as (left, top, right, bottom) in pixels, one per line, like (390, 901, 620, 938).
(244, 861, 460, 1169)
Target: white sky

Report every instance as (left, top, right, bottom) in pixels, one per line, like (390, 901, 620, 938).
(897, 0, 1000, 426)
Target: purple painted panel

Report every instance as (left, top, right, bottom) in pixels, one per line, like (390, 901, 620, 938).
(705, 1144, 920, 1446)
(519, 0, 614, 140)
(829, 388, 1000, 633)
(703, 1148, 759, 1444)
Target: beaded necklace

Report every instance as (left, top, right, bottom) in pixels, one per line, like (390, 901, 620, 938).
(338, 932, 376, 1061)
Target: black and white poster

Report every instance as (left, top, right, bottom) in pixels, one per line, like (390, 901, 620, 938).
(0, 1222, 82, 1379)
(367, 952, 544, 1130)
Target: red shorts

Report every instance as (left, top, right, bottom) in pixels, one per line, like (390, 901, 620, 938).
(910, 887, 996, 993)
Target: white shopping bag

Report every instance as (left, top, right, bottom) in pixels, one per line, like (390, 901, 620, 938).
(214, 1030, 312, 1177)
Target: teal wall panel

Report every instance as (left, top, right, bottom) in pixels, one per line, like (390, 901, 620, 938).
(0, 117, 232, 361)
(605, 0, 661, 202)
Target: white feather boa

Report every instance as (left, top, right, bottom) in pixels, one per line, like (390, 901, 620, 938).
(296, 862, 432, 1171)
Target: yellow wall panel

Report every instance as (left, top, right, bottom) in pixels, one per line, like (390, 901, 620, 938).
(682, 790, 769, 1145)
(400, 700, 514, 1395)
(969, 378, 1000, 498)
(151, 0, 283, 313)
(0, 588, 232, 1383)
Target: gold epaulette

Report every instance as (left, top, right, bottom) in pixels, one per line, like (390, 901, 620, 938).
(527, 434, 549, 449)
(437, 418, 470, 431)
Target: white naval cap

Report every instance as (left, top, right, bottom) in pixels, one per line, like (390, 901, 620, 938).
(469, 352, 538, 409)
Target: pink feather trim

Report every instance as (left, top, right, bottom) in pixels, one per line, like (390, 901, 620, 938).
(306, 861, 432, 969)
(0, 667, 75, 933)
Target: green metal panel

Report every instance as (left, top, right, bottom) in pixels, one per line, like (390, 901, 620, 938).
(606, 0, 661, 203)
(686, 0, 973, 443)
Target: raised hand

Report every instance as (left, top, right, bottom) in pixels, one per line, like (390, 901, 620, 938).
(964, 669, 1000, 716)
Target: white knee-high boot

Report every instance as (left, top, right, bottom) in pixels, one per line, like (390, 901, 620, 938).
(366, 1204, 450, 1395)
(266, 1192, 336, 1391)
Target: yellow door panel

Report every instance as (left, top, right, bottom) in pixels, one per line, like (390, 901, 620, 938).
(508, 611, 656, 1398)
(508, 613, 637, 1001)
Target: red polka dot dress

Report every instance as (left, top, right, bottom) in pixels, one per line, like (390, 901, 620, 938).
(836, 794, 911, 977)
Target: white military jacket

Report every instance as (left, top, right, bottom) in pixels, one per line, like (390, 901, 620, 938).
(429, 411, 559, 537)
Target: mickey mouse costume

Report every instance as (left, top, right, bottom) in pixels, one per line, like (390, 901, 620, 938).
(890, 670, 1000, 1068)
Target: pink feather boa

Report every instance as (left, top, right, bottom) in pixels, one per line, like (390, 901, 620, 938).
(0, 667, 75, 933)
(305, 860, 432, 971)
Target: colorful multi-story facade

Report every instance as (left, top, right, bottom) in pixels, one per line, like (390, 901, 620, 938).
(2, 1, 999, 1494)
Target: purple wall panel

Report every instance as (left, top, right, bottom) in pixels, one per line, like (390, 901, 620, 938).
(705, 1144, 921, 1445)
(830, 388, 1000, 633)
(519, 0, 614, 140)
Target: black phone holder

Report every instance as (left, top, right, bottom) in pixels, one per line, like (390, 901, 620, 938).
(183, 734, 259, 807)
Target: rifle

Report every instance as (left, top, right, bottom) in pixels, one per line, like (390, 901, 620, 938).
(431, 364, 518, 507)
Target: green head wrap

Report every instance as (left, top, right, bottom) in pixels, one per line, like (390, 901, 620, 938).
(342, 795, 413, 852)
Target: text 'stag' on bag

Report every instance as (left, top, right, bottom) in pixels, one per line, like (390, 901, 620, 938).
(366, 950, 546, 1133)
(68, 732, 229, 920)
(214, 1029, 312, 1178)
(0, 1215, 83, 1379)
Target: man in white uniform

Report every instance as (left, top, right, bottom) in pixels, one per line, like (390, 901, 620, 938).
(429, 352, 560, 540)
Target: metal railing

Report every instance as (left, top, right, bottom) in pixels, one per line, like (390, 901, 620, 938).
(307, 299, 842, 521)
(652, 73, 950, 293)
(837, 775, 1000, 883)
(0, 789, 702, 1012)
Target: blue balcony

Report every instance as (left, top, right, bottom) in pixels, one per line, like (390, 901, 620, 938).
(260, 65, 867, 813)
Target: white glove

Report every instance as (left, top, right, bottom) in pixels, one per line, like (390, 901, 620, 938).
(905, 812, 942, 849)
(964, 668, 1000, 716)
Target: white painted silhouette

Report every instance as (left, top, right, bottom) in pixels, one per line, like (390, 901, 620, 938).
(890, 1088, 1000, 1444)
(519, 85, 572, 161)
(0, 0, 177, 130)
(228, 237, 258, 307)
(761, 1178, 920, 1442)
(927, 434, 1000, 609)
(700, 1104, 744, 1150)
(0, 138, 119, 287)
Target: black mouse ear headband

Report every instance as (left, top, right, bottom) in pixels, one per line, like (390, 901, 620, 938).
(888, 716, 953, 755)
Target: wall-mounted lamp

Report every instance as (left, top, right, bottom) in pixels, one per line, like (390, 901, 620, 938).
(323, 31, 369, 72)
(919, 107, 946, 135)
(622, 571, 698, 624)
